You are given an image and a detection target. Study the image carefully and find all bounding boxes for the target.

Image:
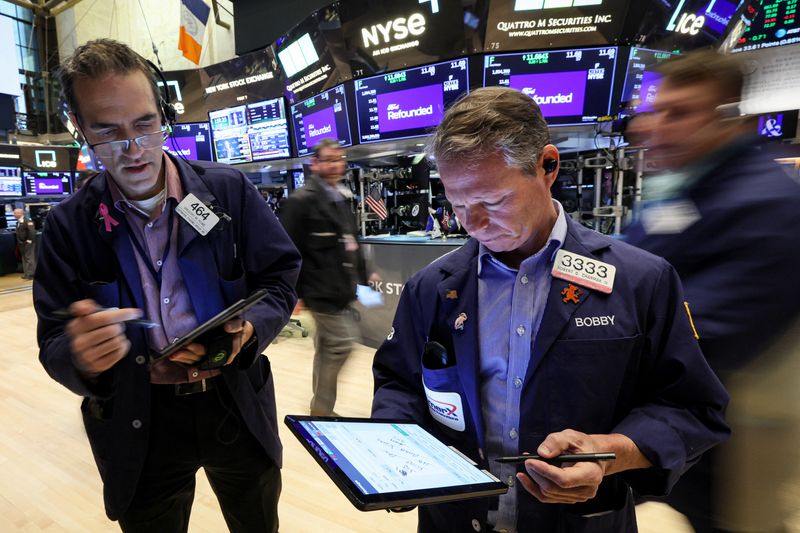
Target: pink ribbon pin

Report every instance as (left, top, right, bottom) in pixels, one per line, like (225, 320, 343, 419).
(98, 202, 120, 233)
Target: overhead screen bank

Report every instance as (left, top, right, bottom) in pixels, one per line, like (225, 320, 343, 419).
(29, 0, 789, 340)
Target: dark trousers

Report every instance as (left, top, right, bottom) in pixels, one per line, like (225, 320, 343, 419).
(118, 381, 281, 533)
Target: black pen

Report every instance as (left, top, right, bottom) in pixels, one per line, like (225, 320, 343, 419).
(50, 308, 161, 329)
(494, 452, 616, 465)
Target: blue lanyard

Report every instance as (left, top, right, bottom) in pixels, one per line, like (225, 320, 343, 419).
(127, 206, 176, 287)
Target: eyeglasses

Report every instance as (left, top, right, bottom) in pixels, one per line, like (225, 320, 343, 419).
(89, 127, 169, 158)
(317, 155, 346, 164)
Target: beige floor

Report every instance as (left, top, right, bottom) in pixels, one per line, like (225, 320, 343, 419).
(0, 272, 695, 532)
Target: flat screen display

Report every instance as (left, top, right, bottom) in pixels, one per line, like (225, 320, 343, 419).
(276, 4, 352, 104)
(3, 205, 15, 230)
(483, 47, 619, 125)
(620, 47, 680, 114)
(164, 122, 213, 161)
(23, 171, 73, 196)
(0, 167, 22, 197)
(354, 58, 469, 144)
(75, 144, 97, 172)
(291, 85, 353, 157)
(209, 98, 291, 164)
(292, 170, 305, 190)
(757, 111, 798, 140)
(484, 0, 631, 52)
(732, 0, 800, 52)
(284, 416, 507, 511)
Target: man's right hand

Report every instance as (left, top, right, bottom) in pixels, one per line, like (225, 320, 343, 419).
(65, 299, 142, 380)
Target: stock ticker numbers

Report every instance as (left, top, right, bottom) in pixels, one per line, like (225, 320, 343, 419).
(736, 0, 800, 51)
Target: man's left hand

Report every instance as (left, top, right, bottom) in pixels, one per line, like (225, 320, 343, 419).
(223, 318, 254, 365)
(516, 429, 607, 504)
(168, 319, 254, 366)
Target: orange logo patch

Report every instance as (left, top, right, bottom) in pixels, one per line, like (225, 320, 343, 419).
(561, 284, 583, 304)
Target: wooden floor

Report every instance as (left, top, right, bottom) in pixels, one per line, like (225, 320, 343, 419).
(0, 272, 703, 532)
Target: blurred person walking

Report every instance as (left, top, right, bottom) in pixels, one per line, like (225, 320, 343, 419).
(281, 139, 379, 416)
(624, 49, 800, 533)
(14, 207, 37, 279)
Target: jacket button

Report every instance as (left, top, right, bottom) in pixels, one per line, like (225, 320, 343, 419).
(135, 355, 146, 365)
(471, 518, 481, 531)
(131, 419, 142, 429)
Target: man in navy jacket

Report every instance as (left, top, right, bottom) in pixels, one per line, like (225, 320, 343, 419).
(34, 39, 300, 532)
(371, 87, 729, 532)
(624, 50, 800, 533)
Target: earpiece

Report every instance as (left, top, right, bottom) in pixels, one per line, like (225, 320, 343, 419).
(543, 159, 558, 173)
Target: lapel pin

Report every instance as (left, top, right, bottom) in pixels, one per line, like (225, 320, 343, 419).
(98, 203, 119, 233)
(446, 290, 458, 300)
(454, 312, 467, 331)
(561, 284, 583, 304)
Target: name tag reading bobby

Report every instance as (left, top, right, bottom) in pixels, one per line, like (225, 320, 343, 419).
(176, 193, 220, 236)
(552, 249, 616, 294)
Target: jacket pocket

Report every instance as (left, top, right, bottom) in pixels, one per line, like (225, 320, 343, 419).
(558, 485, 635, 533)
(307, 232, 339, 251)
(78, 279, 120, 309)
(421, 365, 470, 433)
(81, 397, 113, 478)
(545, 335, 642, 432)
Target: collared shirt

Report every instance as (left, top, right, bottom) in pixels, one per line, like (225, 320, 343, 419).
(108, 154, 219, 384)
(478, 200, 568, 532)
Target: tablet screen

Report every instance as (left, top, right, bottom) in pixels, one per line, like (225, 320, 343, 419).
(285, 416, 506, 510)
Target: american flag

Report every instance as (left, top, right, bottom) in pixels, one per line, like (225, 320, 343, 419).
(364, 184, 388, 220)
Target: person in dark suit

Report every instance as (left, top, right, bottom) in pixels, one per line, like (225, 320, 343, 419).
(371, 87, 729, 533)
(624, 49, 800, 533)
(14, 207, 36, 279)
(34, 39, 300, 532)
(281, 138, 379, 416)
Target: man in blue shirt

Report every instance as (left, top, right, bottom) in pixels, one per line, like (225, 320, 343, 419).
(371, 87, 729, 532)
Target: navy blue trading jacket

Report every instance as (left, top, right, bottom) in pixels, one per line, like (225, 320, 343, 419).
(372, 216, 729, 533)
(33, 155, 300, 519)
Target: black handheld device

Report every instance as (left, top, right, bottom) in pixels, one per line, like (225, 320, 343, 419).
(422, 341, 453, 370)
(494, 452, 616, 465)
(149, 288, 268, 366)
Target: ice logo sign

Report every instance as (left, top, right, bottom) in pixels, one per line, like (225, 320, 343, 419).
(510, 71, 587, 117)
(35, 150, 58, 169)
(377, 84, 443, 133)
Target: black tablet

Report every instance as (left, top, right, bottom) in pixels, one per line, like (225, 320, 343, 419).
(284, 415, 508, 511)
(150, 288, 269, 364)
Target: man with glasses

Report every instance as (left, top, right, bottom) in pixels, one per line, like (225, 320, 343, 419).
(281, 138, 379, 416)
(33, 39, 300, 532)
(371, 87, 730, 532)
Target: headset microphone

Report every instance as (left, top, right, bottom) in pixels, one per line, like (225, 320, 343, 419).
(144, 59, 177, 128)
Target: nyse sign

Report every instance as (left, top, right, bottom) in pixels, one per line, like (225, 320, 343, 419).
(361, 13, 427, 48)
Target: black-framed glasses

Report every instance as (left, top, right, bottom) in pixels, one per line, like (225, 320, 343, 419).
(317, 155, 347, 164)
(89, 127, 169, 158)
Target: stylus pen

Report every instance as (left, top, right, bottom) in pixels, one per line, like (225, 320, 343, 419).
(494, 452, 616, 465)
(50, 308, 161, 329)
